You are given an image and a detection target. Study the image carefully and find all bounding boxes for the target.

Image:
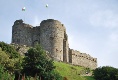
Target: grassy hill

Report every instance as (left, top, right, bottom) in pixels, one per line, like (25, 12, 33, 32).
(54, 61, 95, 80)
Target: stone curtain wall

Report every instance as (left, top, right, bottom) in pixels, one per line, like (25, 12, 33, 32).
(69, 49, 97, 69)
(12, 19, 97, 69)
(12, 20, 33, 46)
(32, 27, 40, 46)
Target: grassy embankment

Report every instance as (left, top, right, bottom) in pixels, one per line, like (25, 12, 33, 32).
(54, 61, 95, 80)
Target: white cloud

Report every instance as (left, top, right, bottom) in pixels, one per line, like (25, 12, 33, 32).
(89, 10, 118, 28)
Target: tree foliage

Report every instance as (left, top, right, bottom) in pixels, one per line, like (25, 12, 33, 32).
(0, 64, 15, 80)
(93, 66, 118, 80)
(0, 43, 23, 74)
(0, 42, 19, 58)
(22, 44, 62, 80)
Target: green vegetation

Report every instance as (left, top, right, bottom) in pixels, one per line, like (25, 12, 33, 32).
(0, 42, 95, 80)
(0, 42, 96, 80)
(0, 48, 17, 73)
(0, 41, 19, 58)
(1, 42, 118, 80)
(0, 42, 22, 79)
(84, 76, 95, 80)
(93, 66, 118, 80)
(0, 42, 62, 80)
(22, 44, 62, 80)
(0, 64, 15, 80)
(54, 61, 95, 80)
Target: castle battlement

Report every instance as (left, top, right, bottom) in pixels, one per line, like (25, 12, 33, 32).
(12, 19, 97, 69)
(14, 19, 33, 28)
(69, 49, 97, 69)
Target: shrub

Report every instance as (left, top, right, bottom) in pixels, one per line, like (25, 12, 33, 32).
(93, 66, 118, 80)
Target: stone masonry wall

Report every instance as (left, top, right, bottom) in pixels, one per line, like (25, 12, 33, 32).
(32, 27, 40, 46)
(12, 19, 97, 69)
(69, 49, 97, 69)
(63, 31, 69, 62)
(40, 19, 66, 61)
(12, 20, 33, 46)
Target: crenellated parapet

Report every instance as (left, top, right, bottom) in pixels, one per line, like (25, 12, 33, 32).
(69, 49, 97, 69)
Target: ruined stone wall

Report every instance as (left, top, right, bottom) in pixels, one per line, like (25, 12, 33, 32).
(11, 43, 29, 55)
(12, 20, 33, 46)
(39, 19, 66, 61)
(63, 30, 69, 62)
(12, 19, 97, 69)
(32, 27, 40, 46)
(69, 49, 97, 69)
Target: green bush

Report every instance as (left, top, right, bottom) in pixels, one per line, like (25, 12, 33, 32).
(0, 42, 19, 58)
(93, 66, 118, 80)
(0, 64, 15, 80)
(0, 47, 23, 73)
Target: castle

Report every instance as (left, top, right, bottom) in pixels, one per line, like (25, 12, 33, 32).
(12, 19, 97, 69)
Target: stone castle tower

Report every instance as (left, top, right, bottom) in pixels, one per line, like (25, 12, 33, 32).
(12, 19, 97, 69)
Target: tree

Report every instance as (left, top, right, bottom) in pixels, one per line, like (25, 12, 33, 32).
(93, 66, 118, 80)
(0, 42, 23, 79)
(0, 64, 15, 80)
(0, 42, 19, 58)
(0, 47, 23, 74)
(22, 44, 62, 80)
(0, 48, 9, 66)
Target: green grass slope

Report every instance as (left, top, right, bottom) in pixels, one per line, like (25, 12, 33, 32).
(54, 61, 95, 80)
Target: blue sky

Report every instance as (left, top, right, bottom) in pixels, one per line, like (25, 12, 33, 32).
(0, 0, 118, 68)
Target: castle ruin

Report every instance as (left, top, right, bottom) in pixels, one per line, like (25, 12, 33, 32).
(12, 19, 97, 69)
